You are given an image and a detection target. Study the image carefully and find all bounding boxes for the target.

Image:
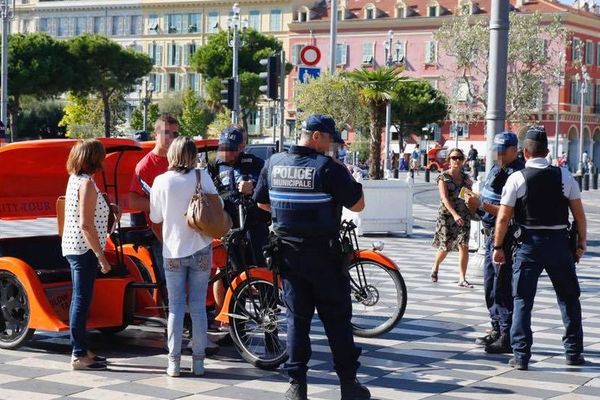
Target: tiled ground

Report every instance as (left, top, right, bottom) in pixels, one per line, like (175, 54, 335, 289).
(0, 182, 599, 399)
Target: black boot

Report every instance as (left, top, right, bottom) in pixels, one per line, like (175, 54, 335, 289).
(341, 379, 371, 400)
(285, 381, 307, 400)
(484, 333, 511, 354)
(475, 329, 499, 346)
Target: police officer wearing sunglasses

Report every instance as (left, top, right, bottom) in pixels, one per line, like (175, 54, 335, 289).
(254, 115, 370, 400)
(493, 126, 587, 370)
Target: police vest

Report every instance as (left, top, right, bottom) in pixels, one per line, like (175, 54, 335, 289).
(268, 150, 339, 238)
(514, 166, 569, 227)
(478, 159, 525, 228)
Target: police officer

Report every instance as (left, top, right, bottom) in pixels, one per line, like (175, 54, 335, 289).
(493, 126, 587, 371)
(254, 115, 370, 400)
(465, 132, 524, 354)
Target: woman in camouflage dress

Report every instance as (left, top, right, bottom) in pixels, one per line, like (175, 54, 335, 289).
(431, 148, 473, 287)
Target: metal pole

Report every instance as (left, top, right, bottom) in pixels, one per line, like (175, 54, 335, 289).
(278, 51, 285, 152)
(231, 20, 239, 125)
(142, 81, 148, 133)
(1, 0, 9, 142)
(329, 0, 337, 73)
(485, 0, 510, 173)
(578, 78, 585, 174)
(554, 83, 560, 162)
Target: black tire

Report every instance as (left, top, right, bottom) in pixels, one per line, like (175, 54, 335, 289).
(98, 326, 127, 335)
(347, 259, 407, 338)
(0, 271, 35, 349)
(228, 277, 288, 370)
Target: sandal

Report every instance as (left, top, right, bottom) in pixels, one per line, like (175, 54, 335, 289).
(458, 280, 474, 288)
(430, 271, 438, 283)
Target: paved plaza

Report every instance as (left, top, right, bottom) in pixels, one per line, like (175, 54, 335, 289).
(0, 179, 600, 399)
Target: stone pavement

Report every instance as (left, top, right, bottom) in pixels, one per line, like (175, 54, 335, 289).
(0, 184, 599, 399)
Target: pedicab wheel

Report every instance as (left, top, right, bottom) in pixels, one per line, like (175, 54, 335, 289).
(228, 277, 288, 370)
(347, 260, 407, 338)
(0, 271, 35, 349)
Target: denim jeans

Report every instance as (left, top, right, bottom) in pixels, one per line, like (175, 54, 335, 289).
(511, 229, 583, 363)
(164, 245, 211, 361)
(484, 235, 514, 335)
(66, 250, 98, 358)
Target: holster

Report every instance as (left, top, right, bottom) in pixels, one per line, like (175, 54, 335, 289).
(263, 233, 282, 273)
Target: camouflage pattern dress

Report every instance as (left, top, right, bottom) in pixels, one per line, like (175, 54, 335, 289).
(432, 171, 472, 252)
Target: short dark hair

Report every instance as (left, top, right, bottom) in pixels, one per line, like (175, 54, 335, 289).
(446, 148, 465, 162)
(154, 113, 179, 131)
(524, 139, 547, 158)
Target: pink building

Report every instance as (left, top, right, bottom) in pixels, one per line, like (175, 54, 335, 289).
(286, 0, 600, 169)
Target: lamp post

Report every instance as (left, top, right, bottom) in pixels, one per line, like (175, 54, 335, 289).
(1, 0, 15, 142)
(138, 79, 154, 133)
(383, 30, 393, 173)
(575, 64, 590, 174)
(227, 3, 248, 125)
(554, 52, 564, 162)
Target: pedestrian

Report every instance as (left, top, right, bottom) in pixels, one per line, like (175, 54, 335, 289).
(62, 139, 112, 370)
(493, 126, 587, 371)
(431, 148, 473, 288)
(559, 152, 568, 168)
(149, 136, 220, 377)
(465, 132, 524, 353)
(467, 144, 479, 176)
(254, 114, 370, 400)
(410, 144, 421, 174)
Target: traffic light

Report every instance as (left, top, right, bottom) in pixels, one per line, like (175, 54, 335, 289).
(220, 78, 234, 110)
(259, 55, 280, 100)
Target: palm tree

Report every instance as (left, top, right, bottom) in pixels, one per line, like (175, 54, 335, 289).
(347, 67, 403, 179)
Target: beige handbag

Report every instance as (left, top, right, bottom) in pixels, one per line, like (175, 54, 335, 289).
(186, 169, 232, 239)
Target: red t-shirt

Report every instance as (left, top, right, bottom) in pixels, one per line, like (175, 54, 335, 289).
(129, 151, 169, 198)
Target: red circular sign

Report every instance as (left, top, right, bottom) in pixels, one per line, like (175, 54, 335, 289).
(300, 45, 321, 66)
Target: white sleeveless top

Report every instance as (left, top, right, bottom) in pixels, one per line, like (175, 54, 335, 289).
(61, 174, 110, 256)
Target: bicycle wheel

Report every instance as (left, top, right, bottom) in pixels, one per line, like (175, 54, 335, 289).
(228, 277, 288, 370)
(347, 259, 407, 338)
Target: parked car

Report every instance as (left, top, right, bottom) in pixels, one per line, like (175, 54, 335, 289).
(245, 143, 290, 161)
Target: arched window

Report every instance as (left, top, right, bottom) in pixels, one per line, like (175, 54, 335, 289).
(297, 7, 310, 22)
(396, 0, 408, 18)
(427, 1, 440, 17)
(364, 3, 377, 19)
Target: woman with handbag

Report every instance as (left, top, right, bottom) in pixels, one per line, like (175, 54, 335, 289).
(149, 136, 222, 377)
(61, 139, 112, 370)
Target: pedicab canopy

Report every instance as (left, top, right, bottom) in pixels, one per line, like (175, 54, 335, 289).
(0, 138, 143, 220)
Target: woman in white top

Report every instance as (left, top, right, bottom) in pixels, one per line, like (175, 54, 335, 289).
(62, 139, 112, 371)
(150, 136, 220, 377)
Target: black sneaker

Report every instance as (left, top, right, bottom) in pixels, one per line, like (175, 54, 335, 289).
(475, 330, 499, 346)
(341, 379, 371, 400)
(484, 334, 511, 354)
(508, 357, 528, 371)
(285, 381, 307, 400)
(566, 354, 585, 366)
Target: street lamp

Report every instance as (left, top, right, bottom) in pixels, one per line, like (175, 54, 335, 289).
(227, 3, 248, 125)
(138, 79, 154, 133)
(554, 51, 564, 162)
(1, 0, 15, 142)
(383, 30, 393, 173)
(575, 64, 590, 174)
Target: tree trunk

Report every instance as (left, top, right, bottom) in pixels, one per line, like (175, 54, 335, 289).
(102, 92, 111, 138)
(9, 95, 19, 141)
(241, 110, 249, 132)
(368, 121, 382, 180)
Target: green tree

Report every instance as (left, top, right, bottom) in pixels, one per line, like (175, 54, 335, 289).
(158, 92, 184, 117)
(5, 33, 73, 138)
(17, 97, 65, 139)
(68, 34, 152, 137)
(59, 91, 128, 138)
(391, 79, 448, 150)
(347, 67, 403, 180)
(180, 88, 214, 138)
(435, 12, 567, 125)
(207, 110, 233, 138)
(130, 102, 160, 132)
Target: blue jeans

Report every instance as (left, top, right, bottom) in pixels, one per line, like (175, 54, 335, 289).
(164, 245, 211, 361)
(511, 229, 583, 363)
(66, 250, 98, 358)
(484, 235, 514, 335)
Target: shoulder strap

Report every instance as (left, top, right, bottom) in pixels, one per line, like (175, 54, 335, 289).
(195, 169, 202, 195)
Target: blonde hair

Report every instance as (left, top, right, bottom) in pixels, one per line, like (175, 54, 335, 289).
(167, 136, 197, 172)
(66, 139, 106, 175)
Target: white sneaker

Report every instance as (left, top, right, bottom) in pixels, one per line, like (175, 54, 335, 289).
(166, 360, 180, 377)
(192, 359, 205, 376)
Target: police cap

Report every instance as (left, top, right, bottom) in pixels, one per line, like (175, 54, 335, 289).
(219, 126, 245, 151)
(302, 114, 344, 144)
(494, 131, 518, 152)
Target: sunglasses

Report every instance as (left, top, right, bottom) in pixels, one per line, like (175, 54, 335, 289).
(450, 156, 464, 161)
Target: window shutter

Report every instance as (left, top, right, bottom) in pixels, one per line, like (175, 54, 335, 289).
(183, 44, 190, 65)
(178, 45, 183, 65)
(156, 45, 162, 66)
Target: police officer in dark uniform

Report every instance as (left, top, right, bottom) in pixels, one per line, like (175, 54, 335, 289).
(493, 126, 587, 370)
(254, 115, 370, 400)
(465, 132, 524, 353)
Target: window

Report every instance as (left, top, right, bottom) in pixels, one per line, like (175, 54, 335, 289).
(585, 83, 592, 106)
(571, 80, 579, 104)
(93, 16, 105, 34)
(595, 84, 600, 113)
(297, 8, 309, 22)
(168, 73, 178, 91)
(188, 13, 201, 33)
(394, 40, 406, 63)
(425, 41, 437, 64)
(585, 40, 594, 65)
(572, 37, 582, 61)
(129, 43, 143, 53)
(597, 43, 600, 66)
(167, 14, 183, 34)
(147, 15, 160, 33)
(167, 43, 182, 66)
(291, 44, 304, 65)
(130, 15, 142, 35)
(150, 73, 162, 93)
(187, 73, 198, 91)
(208, 11, 219, 33)
(427, 4, 439, 17)
(57, 17, 69, 37)
(74, 17, 86, 35)
(425, 78, 438, 90)
(365, 4, 376, 19)
(149, 42, 163, 66)
(270, 10, 282, 31)
(22, 19, 30, 34)
(337, 9, 344, 20)
(183, 43, 196, 65)
(451, 123, 469, 138)
(248, 10, 260, 30)
(361, 42, 373, 64)
(38, 18, 49, 33)
(335, 43, 348, 65)
(452, 79, 470, 102)
(397, 7, 407, 18)
(111, 16, 124, 36)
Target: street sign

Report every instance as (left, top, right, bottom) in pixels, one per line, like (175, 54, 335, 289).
(298, 67, 321, 83)
(300, 45, 321, 66)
